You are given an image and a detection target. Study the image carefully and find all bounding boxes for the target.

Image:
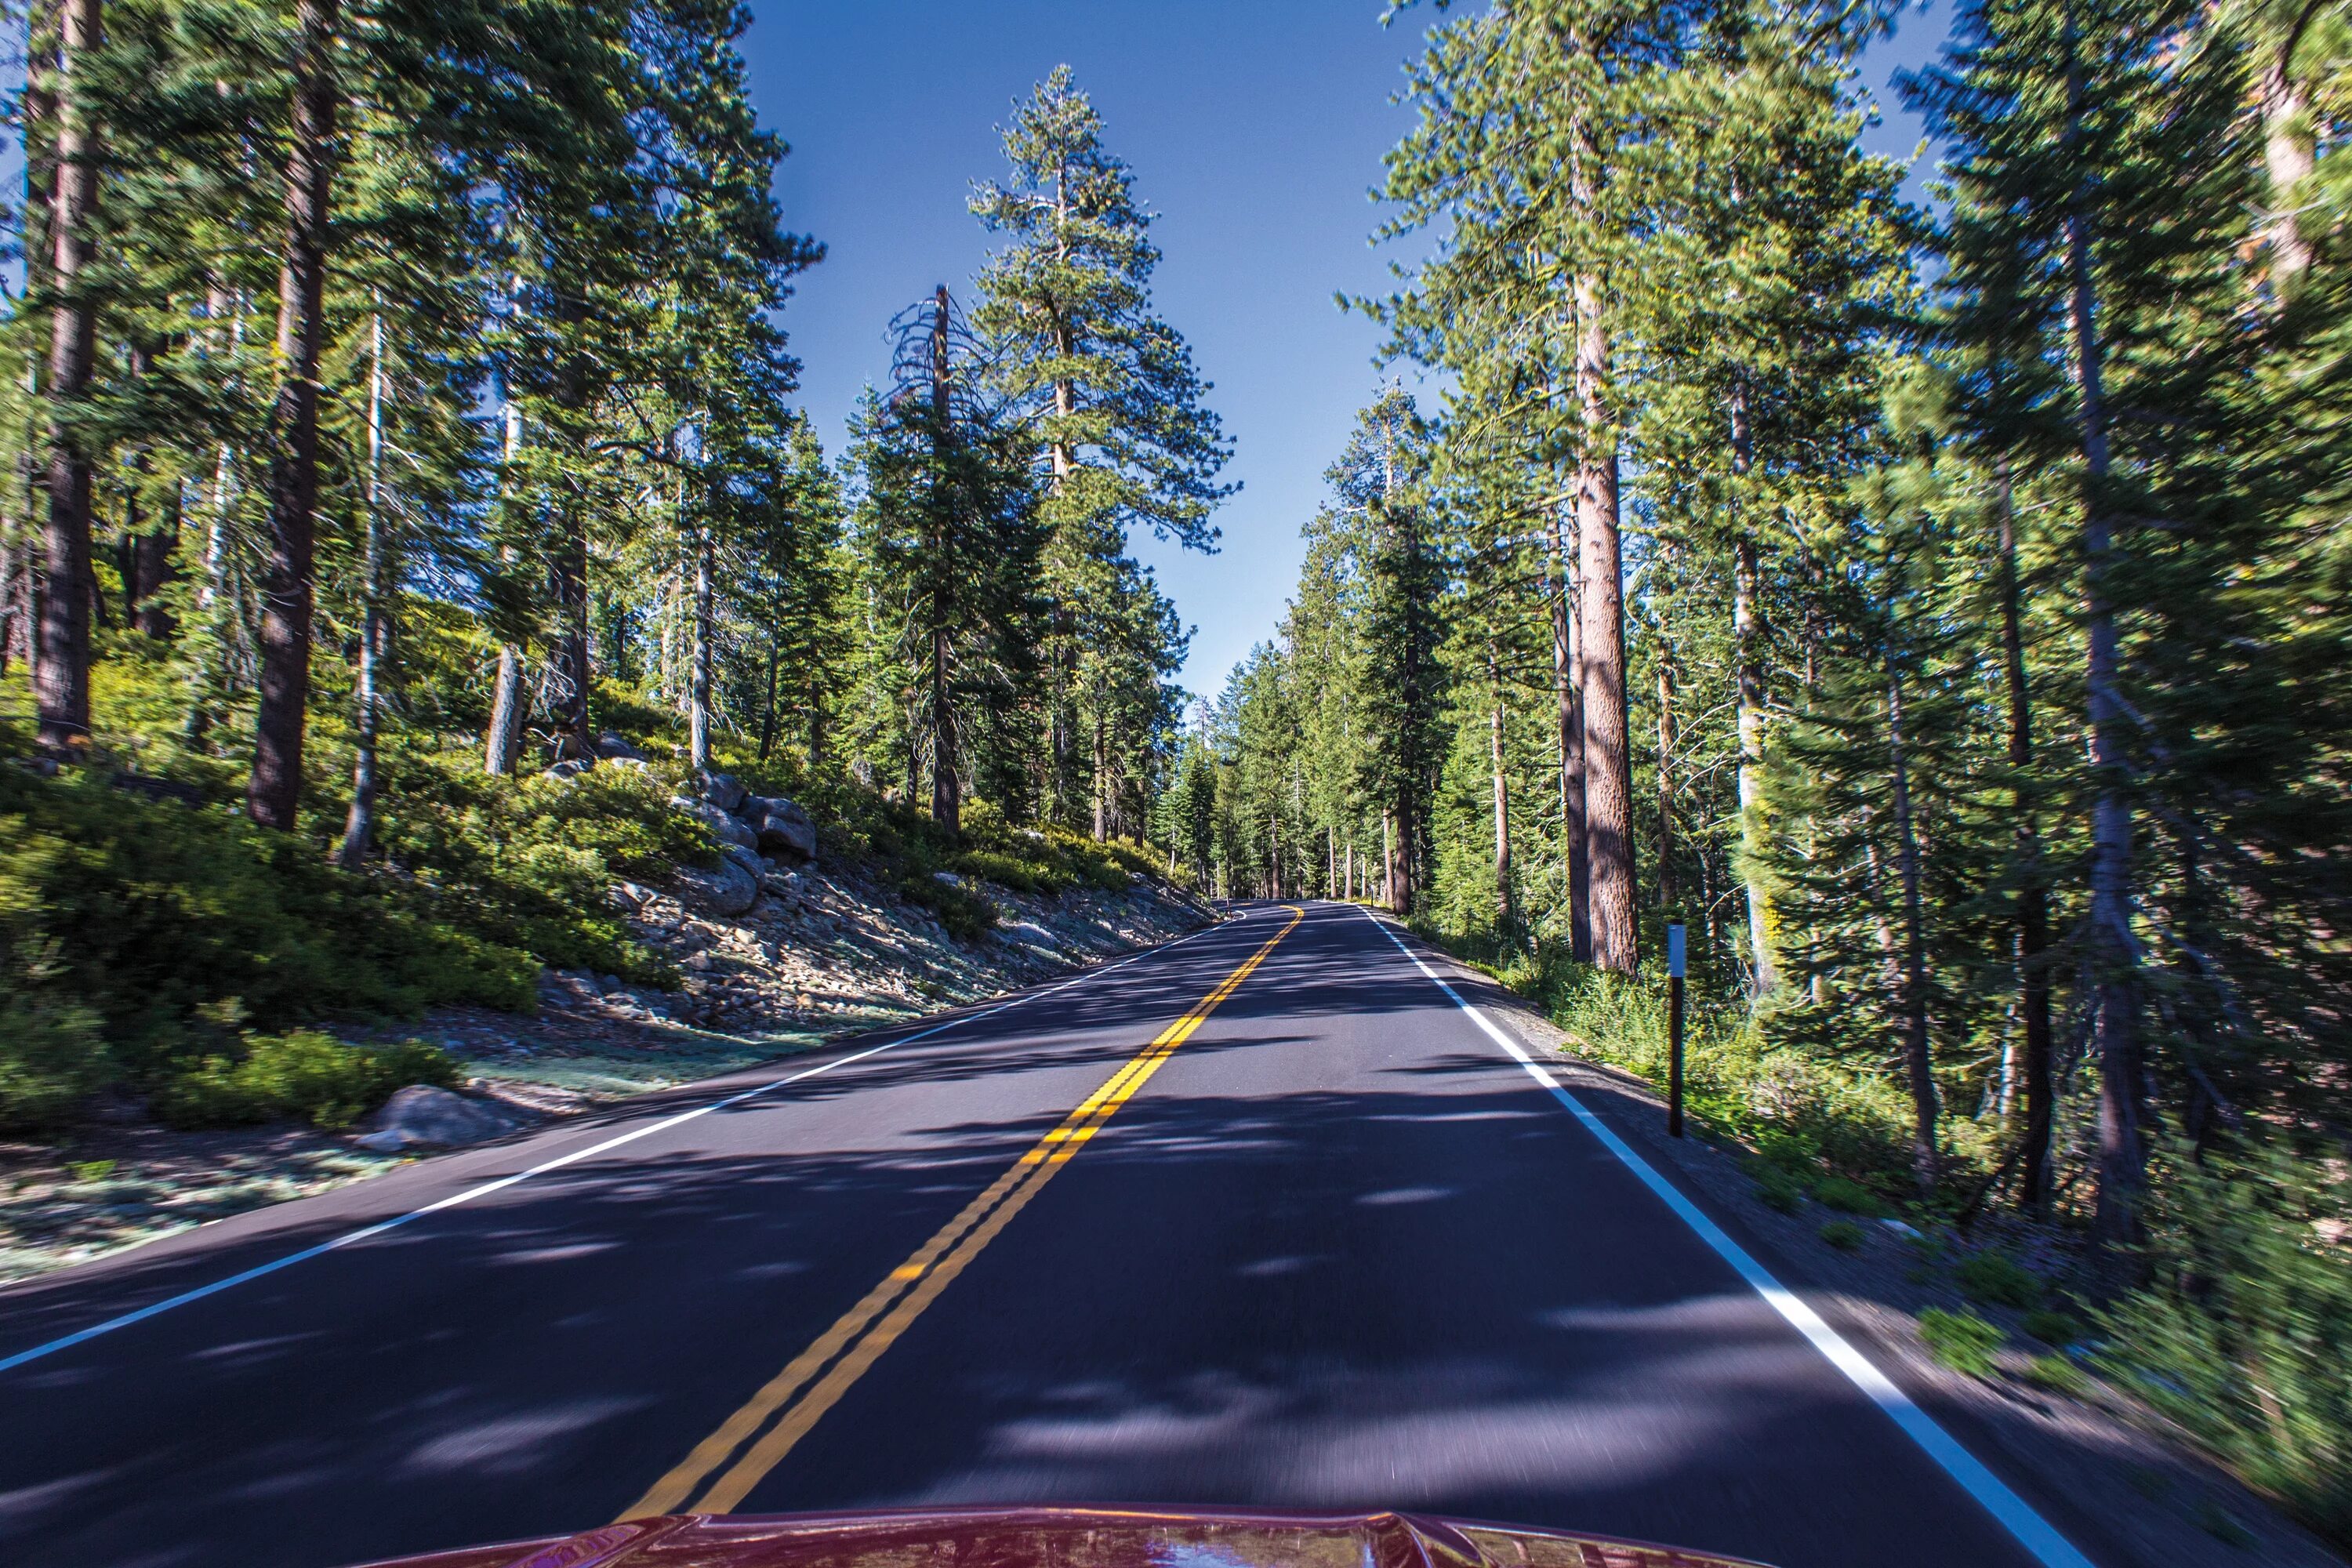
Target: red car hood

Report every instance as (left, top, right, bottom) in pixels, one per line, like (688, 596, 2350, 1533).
(357, 1505, 1768, 1568)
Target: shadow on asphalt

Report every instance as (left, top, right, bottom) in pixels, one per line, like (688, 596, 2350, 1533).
(0, 904, 2169, 1568)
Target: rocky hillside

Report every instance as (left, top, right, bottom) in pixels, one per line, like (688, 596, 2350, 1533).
(0, 757, 1214, 1281)
(444, 764, 1215, 1109)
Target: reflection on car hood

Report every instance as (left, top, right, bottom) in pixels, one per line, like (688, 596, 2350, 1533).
(356, 1505, 1771, 1568)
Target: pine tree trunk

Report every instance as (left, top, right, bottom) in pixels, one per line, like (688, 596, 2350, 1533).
(548, 518, 593, 763)
(932, 622, 958, 833)
(1657, 640, 1677, 913)
(485, 645, 526, 775)
(35, 0, 100, 758)
(689, 509, 713, 771)
(1730, 385, 1776, 994)
(1490, 649, 1512, 928)
(2260, 36, 2316, 292)
(2064, 39, 2143, 1247)
(1575, 273, 1635, 974)
(1994, 463, 2054, 1212)
(1091, 713, 1109, 842)
(248, 0, 337, 829)
(482, 401, 528, 775)
(338, 312, 389, 871)
(757, 639, 780, 763)
(1547, 506, 1590, 960)
(1886, 653, 1939, 1198)
(1383, 808, 1397, 913)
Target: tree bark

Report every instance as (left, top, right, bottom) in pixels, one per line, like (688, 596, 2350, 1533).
(1657, 636, 1677, 913)
(546, 514, 593, 763)
(1547, 505, 1590, 960)
(929, 285, 960, 833)
(2259, 24, 2317, 292)
(1730, 385, 1776, 995)
(689, 506, 714, 771)
(1994, 463, 2054, 1212)
(1886, 652, 1939, 1198)
(338, 310, 389, 870)
(35, 0, 101, 758)
(248, 0, 337, 829)
(1575, 272, 1635, 974)
(2065, 28, 2144, 1247)
(1490, 648, 1512, 928)
(485, 400, 527, 775)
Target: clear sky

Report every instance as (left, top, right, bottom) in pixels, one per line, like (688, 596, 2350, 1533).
(739, 1, 1954, 703)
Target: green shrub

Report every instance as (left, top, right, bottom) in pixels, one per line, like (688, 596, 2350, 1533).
(1956, 1249, 2043, 1309)
(1814, 1174, 1889, 1218)
(2022, 1308, 2085, 1347)
(0, 988, 111, 1130)
(0, 764, 539, 1048)
(372, 754, 699, 980)
(2024, 1354, 2089, 1396)
(1820, 1219, 1867, 1251)
(1919, 1308, 2005, 1378)
(154, 1032, 460, 1130)
(2096, 1142, 2351, 1546)
(1755, 1167, 1806, 1212)
(899, 872, 996, 942)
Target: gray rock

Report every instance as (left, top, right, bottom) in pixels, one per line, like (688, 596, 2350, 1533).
(673, 797, 759, 851)
(699, 770, 749, 814)
(933, 870, 963, 887)
(354, 1085, 533, 1152)
(743, 794, 818, 861)
(543, 759, 590, 781)
(596, 731, 649, 762)
(1000, 920, 1059, 950)
(720, 841, 764, 877)
(675, 855, 759, 916)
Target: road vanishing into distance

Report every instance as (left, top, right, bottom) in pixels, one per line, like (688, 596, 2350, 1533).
(1, 903, 2105, 1568)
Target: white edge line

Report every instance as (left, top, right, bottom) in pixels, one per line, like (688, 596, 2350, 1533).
(1360, 909, 2099, 1568)
(0, 918, 1233, 1377)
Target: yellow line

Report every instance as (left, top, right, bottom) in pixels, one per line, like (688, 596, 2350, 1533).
(620, 906, 1305, 1520)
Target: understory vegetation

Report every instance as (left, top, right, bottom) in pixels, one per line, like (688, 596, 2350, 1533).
(2, 15, 1207, 1141)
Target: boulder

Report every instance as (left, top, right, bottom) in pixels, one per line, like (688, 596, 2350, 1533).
(543, 759, 590, 781)
(675, 855, 759, 916)
(698, 770, 749, 814)
(354, 1085, 533, 1152)
(596, 731, 650, 763)
(1000, 920, 1059, 951)
(933, 870, 964, 887)
(720, 841, 764, 877)
(743, 794, 818, 861)
(672, 796, 759, 851)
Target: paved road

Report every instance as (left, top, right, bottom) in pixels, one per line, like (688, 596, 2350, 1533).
(0, 903, 2096, 1568)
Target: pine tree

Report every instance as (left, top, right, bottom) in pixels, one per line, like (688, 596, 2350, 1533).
(970, 67, 1233, 836)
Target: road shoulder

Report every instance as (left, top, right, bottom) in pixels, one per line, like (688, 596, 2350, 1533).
(1375, 916, 2347, 1568)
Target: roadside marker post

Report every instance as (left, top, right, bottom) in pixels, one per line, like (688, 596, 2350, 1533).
(1668, 924, 1686, 1138)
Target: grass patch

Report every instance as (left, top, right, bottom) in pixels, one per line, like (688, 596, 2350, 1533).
(2025, 1354, 2089, 1396)
(1820, 1219, 1867, 1251)
(1919, 1307, 2004, 1378)
(151, 1032, 461, 1130)
(2096, 1141, 2352, 1547)
(2022, 1308, 2085, 1347)
(1955, 1249, 2043, 1309)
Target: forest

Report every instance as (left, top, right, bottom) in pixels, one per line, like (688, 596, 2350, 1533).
(0, 0, 2345, 1543)
(0, 5, 1215, 1104)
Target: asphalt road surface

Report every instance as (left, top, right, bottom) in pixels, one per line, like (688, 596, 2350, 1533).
(0, 902, 2105, 1568)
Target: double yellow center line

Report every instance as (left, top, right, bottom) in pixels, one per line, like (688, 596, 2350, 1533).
(622, 906, 1306, 1519)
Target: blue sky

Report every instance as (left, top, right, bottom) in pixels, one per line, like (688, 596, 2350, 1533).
(742, 2, 1953, 702)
